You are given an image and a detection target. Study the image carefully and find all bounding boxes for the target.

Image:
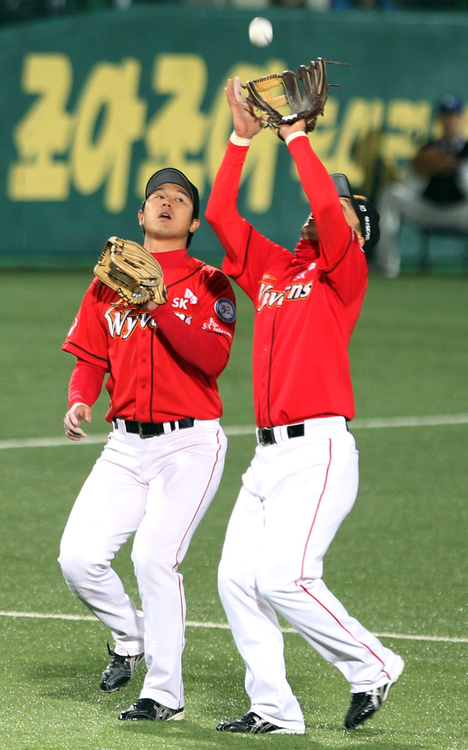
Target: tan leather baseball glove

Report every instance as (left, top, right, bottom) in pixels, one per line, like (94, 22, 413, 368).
(94, 237, 167, 306)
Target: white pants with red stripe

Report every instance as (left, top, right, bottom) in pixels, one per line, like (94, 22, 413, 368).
(59, 418, 227, 710)
(218, 417, 402, 733)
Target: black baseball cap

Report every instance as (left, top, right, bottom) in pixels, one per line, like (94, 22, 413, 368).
(437, 95, 464, 115)
(331, 173, 380, 253)
(144, 168, 200, 219)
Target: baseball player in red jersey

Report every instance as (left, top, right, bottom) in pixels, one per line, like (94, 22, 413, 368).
(205, 79, 404, 734)
(59, 168, 236, 722)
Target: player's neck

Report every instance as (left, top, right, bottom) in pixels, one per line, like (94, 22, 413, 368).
(144, 236, 189, 254)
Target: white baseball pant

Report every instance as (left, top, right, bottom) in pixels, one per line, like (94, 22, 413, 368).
(59, 418, 227, 709)
(218, 416, 402, 733)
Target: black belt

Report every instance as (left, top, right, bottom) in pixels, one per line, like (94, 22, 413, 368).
(114, 417, 195, 439)
(257, 423, 305, 446)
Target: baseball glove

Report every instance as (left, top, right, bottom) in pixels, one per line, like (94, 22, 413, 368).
(94, 237, 167, 306)
(245, 58, 338, 137)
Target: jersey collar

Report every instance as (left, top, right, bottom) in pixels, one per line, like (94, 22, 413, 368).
(150, 248, 189, 268)
(294, 238, 320, 265)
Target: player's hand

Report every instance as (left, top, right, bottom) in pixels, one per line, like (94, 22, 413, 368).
(279, 118, 307, 141)
(226, 78, 262, 139)
(64, 403, 92, 441)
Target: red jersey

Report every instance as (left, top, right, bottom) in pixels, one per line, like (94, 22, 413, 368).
(206, 136, 368, 427)
(62, 249, 236, 423)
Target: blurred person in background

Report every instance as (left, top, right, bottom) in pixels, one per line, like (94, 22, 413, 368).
(332, 0, 394, 8)
(375, 95, 468, 277)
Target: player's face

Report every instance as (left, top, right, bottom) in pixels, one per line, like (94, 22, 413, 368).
(301, 199, 363, 244)
(301, 212, 318, 242)
(439, 112, 463, 141)
(139, 183, 200, 245)
(340, 197, 363, 242)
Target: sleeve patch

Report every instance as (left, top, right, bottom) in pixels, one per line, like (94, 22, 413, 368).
(202, 318, 233, 339)
(214, 298, 237, 323)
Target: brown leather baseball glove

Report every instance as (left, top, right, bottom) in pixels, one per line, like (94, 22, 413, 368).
(245, 58, 339, 138)
(94, 237, 167, 306)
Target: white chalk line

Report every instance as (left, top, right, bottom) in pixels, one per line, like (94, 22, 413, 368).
(0, 414, 468, 451)
(0, 610, 466, 644)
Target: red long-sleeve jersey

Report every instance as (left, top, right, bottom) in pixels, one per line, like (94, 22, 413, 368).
(206, 134, 368, 427)
(62, 248, 236, 423)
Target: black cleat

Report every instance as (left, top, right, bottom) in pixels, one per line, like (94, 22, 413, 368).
(216, 711, 303, 734)
(345, 658, 405, 729)
(118, 698, 185, 721)
(100, 643, 145, 693)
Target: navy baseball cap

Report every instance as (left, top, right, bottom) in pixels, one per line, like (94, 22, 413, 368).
(145, 168, 200, 219)
(331, 173, 380, 253)
(437, 95, 464, 114)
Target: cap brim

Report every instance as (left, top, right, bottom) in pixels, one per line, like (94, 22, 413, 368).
(146, 169, 193, 201)
(331, 173, 353, 199)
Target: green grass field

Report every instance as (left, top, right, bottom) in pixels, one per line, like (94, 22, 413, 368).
(0, 270, 467, 750)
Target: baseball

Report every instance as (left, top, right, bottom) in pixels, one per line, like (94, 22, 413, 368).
(249, 17, 273, 48)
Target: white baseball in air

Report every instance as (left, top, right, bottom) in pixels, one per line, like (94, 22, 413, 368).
(249, 17, 273, 48)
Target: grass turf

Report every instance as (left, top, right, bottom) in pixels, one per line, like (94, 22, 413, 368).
(0, 271, 467, 749)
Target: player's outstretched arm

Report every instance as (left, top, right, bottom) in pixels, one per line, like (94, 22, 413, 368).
(64, 403, 92, 441)
(206, 78, 267, 265)
(226, 77, 262, 140)
(281, 121, 351, 251)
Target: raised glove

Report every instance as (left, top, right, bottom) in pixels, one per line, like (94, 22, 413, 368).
(94, 237, 167, 306)
(245, 58, 338, 138)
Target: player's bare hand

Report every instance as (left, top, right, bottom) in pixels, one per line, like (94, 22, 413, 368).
(145, 296, 168, 313)
(226, 78, 262, 139)
(279, 118, 307, 141)
(64, 403, 92, 441)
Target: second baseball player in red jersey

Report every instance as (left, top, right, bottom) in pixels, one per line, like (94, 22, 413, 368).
(59, 168, 236, 723)
(206, 78, 404, 735)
